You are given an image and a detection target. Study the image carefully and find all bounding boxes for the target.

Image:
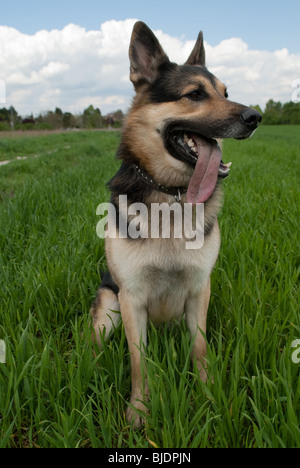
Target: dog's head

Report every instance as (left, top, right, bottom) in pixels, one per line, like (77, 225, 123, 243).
(124, 22, 262, 204)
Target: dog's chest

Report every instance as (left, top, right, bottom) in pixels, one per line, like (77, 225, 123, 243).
(142, 264, 201, 324)
(107, 224, 220, 324)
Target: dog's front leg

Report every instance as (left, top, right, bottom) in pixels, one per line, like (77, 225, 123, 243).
(185, 278, 211, 382)
(119, 289, 148, 428)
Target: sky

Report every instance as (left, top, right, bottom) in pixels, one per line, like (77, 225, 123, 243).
(0, 0, 300, 116)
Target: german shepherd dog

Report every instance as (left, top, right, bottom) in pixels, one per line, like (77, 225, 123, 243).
(91, 22, 261, 427)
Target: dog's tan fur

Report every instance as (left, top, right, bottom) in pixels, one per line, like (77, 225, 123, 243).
(91, 22, 261, 427)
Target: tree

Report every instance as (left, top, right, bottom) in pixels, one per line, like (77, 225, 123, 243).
(262, 99, 300, 125)
(0, 107, 10, 122)
(38, 110, 58, 129)
(62, 112, 74, 128)
(54, 107, 63, 127)
(55, 107, 63, 118)
(263, 99, 282, 125)
(82, 105, 103, 128)
(265, 99, 282, 113)
(281, 101, 300, 124)
(0, 106, 20, 128)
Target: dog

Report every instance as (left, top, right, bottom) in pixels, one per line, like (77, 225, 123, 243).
(91, 21, 262, 427)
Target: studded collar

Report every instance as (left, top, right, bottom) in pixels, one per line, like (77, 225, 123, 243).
(133, 165, 187, 202)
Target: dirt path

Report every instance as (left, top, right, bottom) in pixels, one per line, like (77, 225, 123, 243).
(0, 147, 70, 167)
(0, 128, 119, 139)
(0, 156, 27, 167)
(0, 128, 120, 166)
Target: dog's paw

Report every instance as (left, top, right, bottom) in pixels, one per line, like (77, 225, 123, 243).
(126, 399, 147, 429)
(199, 366, 208, 383)
(198, 365, 214, 384)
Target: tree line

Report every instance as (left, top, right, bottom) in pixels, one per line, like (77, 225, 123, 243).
(0, 99, 299, 131)
(251, 100, 300, 125)
(0, 105, 124, 131)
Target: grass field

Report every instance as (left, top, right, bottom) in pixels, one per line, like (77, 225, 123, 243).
(0, 126, 299, 448)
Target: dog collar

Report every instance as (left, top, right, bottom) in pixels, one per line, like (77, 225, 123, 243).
(134, 165, 187, 202)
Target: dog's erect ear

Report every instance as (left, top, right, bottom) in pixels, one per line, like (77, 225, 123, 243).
(185, 31, 206, 67)
(129, 21, 170, 86)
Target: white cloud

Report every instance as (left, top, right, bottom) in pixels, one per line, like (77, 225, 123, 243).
(40, 61, 70, 78)
(0, 19, 299, 116)
(204, 39, 300, 106)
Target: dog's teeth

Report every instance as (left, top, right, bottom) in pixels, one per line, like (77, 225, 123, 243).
(186, 138, 197, 153)
(177, 132, 198, 155)
(221, 162, 232, 169)
(188, 139, 195, 149)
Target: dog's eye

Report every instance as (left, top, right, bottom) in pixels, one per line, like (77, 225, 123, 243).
(224, 89, 229, 99)
(185, 86, 208, 102)
(188, 90, 202, 101)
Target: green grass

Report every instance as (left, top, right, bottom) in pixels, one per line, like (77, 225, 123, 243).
(0, 131, 81, 162)
(0, 126, 299, 448)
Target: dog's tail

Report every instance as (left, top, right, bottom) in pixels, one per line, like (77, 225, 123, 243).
(90, 271, 121, 346)
(98, 270, 119, 296)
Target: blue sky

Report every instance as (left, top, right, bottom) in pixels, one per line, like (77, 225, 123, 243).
(1, 0, 299, 53)
(1, 1, 300, 115)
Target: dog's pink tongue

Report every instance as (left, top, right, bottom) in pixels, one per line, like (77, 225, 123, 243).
(187, 140, 222, 205)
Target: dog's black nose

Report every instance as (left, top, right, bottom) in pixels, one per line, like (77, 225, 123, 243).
(241, 108, 262, 126)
